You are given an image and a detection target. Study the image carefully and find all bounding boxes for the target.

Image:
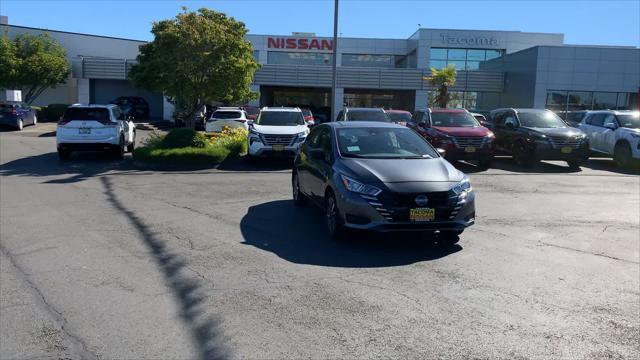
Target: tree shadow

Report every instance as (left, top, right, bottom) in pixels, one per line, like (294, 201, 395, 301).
(240, 200, 462, 268)
(101, 177, 228, 360)
(579, 158, 640, 175)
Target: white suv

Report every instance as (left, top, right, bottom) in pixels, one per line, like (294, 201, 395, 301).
(579, 110, 640, 167)
(206, 107, 249, 132)
(56, 104, 136, 160)
(247, 107, 309, 159)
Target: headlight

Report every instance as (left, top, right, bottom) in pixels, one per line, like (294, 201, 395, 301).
(340, 175, 382, 196)
(294, 131, 307, 143)
(451, 176, 472, 195)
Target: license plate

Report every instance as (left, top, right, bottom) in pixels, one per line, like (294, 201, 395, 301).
(465, 146, 476, 153)
(409, 208, 435, 222)
(272, 144, 284, 151)
(79, 128, 91, 135)
(561, 147, 572, 154)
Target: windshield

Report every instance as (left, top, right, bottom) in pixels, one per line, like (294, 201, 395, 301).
(63, 108, 110, 122)
(0, 104, 17, 113)
(518, 111, 566, 128)
(337, 127, 438, 159)
(257, 111, 305, 126)
(346, 110, 391, 122)
(387, 112, 411, 122)
(212, 111, 242, 119)
(617, 113, 640, 129)
(431, 112, 479, 127)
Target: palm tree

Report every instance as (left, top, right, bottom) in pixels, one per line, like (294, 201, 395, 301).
(428, 64, 457, 108)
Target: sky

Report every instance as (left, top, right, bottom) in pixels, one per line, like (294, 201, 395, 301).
(1, 0, 639, 47)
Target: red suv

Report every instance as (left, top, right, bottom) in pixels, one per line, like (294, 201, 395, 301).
(408, 108, 496, 168)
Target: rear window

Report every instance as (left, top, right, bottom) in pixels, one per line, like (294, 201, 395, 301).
(63, 108, 111, 122)
(387, 112, 411, 122)
(346, 110, 390, 122)
(0, 104, 16, 113)
(212, 111, 243, 119)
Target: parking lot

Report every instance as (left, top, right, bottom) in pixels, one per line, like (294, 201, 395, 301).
(1, 124, 639, 359)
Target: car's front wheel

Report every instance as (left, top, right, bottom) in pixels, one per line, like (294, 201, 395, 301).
(513, 142, 534, 167)
(17, 119, 23, 131)
(614, 142, 632, 168)
(292, 172, 307, 206)
(325, 191, 346, 241)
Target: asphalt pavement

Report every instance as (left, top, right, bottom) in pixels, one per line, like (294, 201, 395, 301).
(1, 123, 638, 359)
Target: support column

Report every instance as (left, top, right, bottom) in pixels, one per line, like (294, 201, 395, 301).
(414, 89, 428, 110)
(332, 87, 344, 121)
(77, 78, 90, 104)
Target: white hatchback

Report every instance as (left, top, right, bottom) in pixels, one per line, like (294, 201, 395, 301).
(56, 104, 136, 160)
(579, 110, 640, 167)
(205, 107, 249, 132)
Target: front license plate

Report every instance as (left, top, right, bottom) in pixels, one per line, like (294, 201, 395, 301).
(272, 144, 284, 151)
(409, 208, 435, 222)
(561, 146, 572, 154)
(79, 128, 91, 135)
(464, 146, 476, 153)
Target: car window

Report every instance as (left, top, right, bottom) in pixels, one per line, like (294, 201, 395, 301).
(587, 114, 605, 127)
(387, 112, 412, 123)
(492, 112, 505, 126)
(603, 114, 617, 128)
(431, 112, 480, 127)
(318, 128, 331, 153)
(257, 111, 305, 126)
(517, 111, 566, 128)
(346, 110, 390, 122)
(504, 115, 516, 127)
(212, 111, 243, 119)
(305, 127, 323, 149)
(63, 108, 110, 122)
(337, 127, 438, 159)
(616, 113, 640, 129)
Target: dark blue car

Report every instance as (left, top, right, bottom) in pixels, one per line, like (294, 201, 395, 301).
(0, 102, 37, 130)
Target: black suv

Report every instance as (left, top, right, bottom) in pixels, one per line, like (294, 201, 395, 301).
(109, 96, 150, 120)
(488, 108, 590, 168)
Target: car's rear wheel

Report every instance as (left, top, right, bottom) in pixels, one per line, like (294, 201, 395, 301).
(325, 192, 346, 241)
(437, 230, 462, 247)
(17, 119, 23, 131)
(58, 149, 71, 160)
(292, 172, 307, 206)
(614, 142, 632, 168)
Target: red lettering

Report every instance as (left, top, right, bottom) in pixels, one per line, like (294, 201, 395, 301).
(286, 38, 297, 49)
(298, 38, 309, 50)
(309, 39, 320, 50)
(321, 40, 333, 51)
(267, 37, 280, 48)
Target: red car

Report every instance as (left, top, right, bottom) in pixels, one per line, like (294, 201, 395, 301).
(385, 109, 412, 126)
(408, 108, 495, 168)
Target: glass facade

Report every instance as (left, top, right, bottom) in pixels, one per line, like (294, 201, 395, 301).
(429, 48, 504, 70)
(342, 54, 410, 68)
(428, 91, 478, 109)
(268, 51, 332, 66)
(546, 90, 638, 111)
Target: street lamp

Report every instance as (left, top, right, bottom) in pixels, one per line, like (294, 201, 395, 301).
(330, 0, 339, 121)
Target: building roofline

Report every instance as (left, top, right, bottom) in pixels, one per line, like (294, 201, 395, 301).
(4, 24, 147, 43)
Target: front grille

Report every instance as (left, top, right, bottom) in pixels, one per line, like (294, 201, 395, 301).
(452, 136, 484, 149)
(262, 134, 295, 146)
(363, 192, 458, 223)
(548, 135, 582, 149)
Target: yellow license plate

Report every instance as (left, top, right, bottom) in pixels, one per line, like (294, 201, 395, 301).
(561, 147, 572, 154)
(464, 146, 476, 153)
(272, 144, 284, 151)
(409, 208, 435, 222)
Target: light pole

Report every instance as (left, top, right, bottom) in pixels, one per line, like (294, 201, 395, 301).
(330, 0, 339, 121)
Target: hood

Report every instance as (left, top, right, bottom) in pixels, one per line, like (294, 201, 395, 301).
(341, 157, 464, 188)
(523, 127, 585, 137)
(432, 126, 491, 137)
(252, 124, 308, 135)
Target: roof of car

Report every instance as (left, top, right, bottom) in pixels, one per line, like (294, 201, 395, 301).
(385, 109, 411, 114)
(69, 104, 116, 109)
(215, 107, 242, 111)
(588, 110, 639, 115)
(345, 107, 385, 112)
(261, 107, 301, 112)
(430, 108, 467, 113)
(323, 121, 406, 129)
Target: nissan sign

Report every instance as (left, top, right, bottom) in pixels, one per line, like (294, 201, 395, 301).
(267, 37, 333, 51)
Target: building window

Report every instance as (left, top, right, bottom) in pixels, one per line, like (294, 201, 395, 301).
(546, 90, 639, 111)
(545, 90, 568, 111)
(267, 51, 332, 66)
(567, 91, 593, 110)
(429, 48, 505, 70)
(593, 92, 618, 110)
(428, 90, 478, 109)
(252, 50, 260, 61)
(342, 54, 409, 68)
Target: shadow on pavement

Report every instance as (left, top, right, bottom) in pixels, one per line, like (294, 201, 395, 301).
(217, 156, 293, 172)
(488, 157, 583, 174)
(101, 177, 227, 360)
(580, 158, 640, 175)
(240, 200, 461, 268)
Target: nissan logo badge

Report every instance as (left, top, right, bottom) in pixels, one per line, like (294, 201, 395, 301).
(415, 195, 429, 207)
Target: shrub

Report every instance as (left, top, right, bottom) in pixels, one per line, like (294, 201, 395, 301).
(43, 103, 69, 122)
(161, 128, 208, 149)
(134, 145, 231, 165)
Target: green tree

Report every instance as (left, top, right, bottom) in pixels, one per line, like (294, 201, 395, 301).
(428, 65, 457, 108)
(0, 34, 70, 104)
(129, 7, 260, 128)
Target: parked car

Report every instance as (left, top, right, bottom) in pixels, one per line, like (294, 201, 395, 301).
(565, 110, 590, 127)
(292, 121, 475, 243)
(206, 107, 249, 132)
(0, 101, 37, 130)
(385, 109, 412, 126)
(408, 109, 495, 168)
(335, 107, 391, 122)
(470, 112, 490, 127)
(301, 108, 315, 127)
(56, 104, 136, 160)
(488, 108, 589, 168)
(109, 96, 149, 120)
(247, 107, 309, 159)
(579, 110, 640, 168)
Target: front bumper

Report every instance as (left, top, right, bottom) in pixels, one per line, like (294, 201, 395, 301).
(57, 143, 120, 152)
(0, 116, 20, 127)
(248, 139, 302, 157)
(532, 142, 590, 161)
(335, 185, 476, 233)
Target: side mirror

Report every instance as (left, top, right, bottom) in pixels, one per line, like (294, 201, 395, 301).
(436, 148, 446, 157)
(604, 122, 617, 130)
(309, 148, 325, 161)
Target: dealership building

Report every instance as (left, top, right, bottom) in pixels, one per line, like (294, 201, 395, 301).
(2, 16, 639, 121)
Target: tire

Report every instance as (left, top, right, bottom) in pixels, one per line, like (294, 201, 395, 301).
(437, 230, 462, 247)
(566, 160, 581, 169)
(614, 142, 632, 168)
(325, 191, 346, 241)
(114, 136, 125, 159)
(292, 171, 307, 206)
(513, 142, 534, 167)
(478, 155, 493, 169)
(17, 119, 23, 131)
(58, 149, 71, 160)
(127, 133, 136, 153)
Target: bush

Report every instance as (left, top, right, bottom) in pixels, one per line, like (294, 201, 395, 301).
(134, 145, 231, 165)
(43, 103, 69, 122)
(161, 128, 208, 149)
